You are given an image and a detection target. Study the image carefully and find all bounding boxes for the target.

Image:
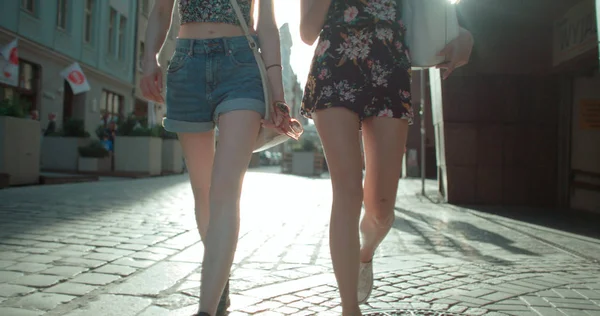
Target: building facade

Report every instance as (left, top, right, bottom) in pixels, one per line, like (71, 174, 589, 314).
(133, 0, 179, 124)
(420, 0, 599, 213)
(0, 0, 138, 135)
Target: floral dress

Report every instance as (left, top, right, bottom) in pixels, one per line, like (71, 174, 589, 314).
(301, 0, 413, 124)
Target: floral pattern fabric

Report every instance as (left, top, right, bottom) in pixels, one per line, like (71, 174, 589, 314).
(178, 0, 253, 26)
(301, 0, 413, 124)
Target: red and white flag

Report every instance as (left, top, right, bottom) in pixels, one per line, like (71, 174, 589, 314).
(0, 39, 19, 87)
(60, 62, 91, 95)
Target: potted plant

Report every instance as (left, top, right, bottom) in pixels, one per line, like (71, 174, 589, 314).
(41, 118, 91, 172)
(289, 138, 325, 176)
(78, 140, 111, 172)
(0, 97, 40, 185)
(114, 114, 163, 176)
(160, 126, 183, 174)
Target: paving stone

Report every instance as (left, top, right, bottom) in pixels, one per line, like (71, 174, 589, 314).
(0, 271, 24, 283)
(69, 272, 121, 285)
(11, 274, 64, 287)
(0, 284, 36, 297)
(116, 243, 149, 251)
(63, 294, 152, 316)
(93, 264, 137, 276)
(112, 257, 156, 268)
(55, 257, 105, 268)
(6, 262, 50, 273)
(0, 307, 42, 316)
(137, 306, 172, 316)
(110, 261, 197, 295)
(44, 282, 97, 296)
(13, 292, 76, 310)
(0, 252, 29, 260)
(40, 265, 88, 277)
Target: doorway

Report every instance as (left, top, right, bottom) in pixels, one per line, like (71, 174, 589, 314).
(570, 70, 600, 213)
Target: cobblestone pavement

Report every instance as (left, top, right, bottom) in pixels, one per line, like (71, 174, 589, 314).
(1, 169, 600, 316)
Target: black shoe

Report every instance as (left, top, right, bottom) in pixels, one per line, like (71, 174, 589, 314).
(216, 279, 231, 316)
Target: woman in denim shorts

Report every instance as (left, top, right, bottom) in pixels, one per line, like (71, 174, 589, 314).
(140, 1, 286, 315)
(300, 0, 473, 315)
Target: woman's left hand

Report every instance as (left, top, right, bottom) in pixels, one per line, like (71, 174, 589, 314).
(436, 27, 474, 80)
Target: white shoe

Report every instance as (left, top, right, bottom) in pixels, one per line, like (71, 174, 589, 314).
(357, 261, 373, 304)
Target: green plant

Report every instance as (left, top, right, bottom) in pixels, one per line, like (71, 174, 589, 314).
(54, 118, 90, 137)
(116, 113, 161, 138)
(78, 140, 109, 158)
(0, 97, 30, 118)
(160, 125, 178, 139)
(291, 138, 319, 152)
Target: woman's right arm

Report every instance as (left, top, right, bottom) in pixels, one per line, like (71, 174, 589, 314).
(143, 0, 175, 65)
(299, 0, 332, 45)
(141, 0, 175, 103)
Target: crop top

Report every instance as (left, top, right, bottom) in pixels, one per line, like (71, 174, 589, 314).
(178, 0, 253, 26)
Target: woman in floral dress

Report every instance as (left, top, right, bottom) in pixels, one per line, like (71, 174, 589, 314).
(300, 1, 473, 315)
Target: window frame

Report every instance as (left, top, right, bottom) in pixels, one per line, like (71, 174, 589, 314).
(83, 0, 95, 44)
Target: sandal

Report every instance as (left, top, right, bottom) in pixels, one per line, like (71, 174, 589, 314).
(357, 260, 373, 304)
(192, 279, 231, 316)
(216, 279, 231, 315)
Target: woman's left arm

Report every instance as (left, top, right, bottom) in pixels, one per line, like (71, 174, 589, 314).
(256, 0, 285, 103)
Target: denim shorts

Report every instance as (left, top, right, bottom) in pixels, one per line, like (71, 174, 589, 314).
(163, 35, 266, 133)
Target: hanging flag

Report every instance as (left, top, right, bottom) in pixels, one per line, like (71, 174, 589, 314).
(0, 38, 19, 87)
(60, 62, 91, 95)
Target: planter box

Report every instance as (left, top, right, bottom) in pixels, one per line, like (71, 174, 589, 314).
(291, 151, 324, 176)
(78, 156, 112, 173)
(161, 139, 184, 173)
(41, 137, 90, 171)
(114, 136, 162, 175)
(0, 116, 41, 185)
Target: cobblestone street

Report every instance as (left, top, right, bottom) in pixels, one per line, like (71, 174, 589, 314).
(1, 168, 599, 316)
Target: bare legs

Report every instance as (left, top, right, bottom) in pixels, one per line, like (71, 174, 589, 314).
(178, 131, 216, 241)
(360, 117, 409, 263)
(198, 110, 262, 315)
(313, 108, 363, 316)
(313, 109, 410, 316)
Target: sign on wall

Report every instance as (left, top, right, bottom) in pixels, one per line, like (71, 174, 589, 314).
(553, 0, 598, 66)
(60, 62, 90, 95)
(580, 99, 600, 130)
(0, 39, 19, 87)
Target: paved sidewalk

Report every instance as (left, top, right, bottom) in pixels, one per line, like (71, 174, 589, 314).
(0, 169, 599, 315)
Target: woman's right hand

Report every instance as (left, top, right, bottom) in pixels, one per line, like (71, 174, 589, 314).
(140, 58, 165, 103)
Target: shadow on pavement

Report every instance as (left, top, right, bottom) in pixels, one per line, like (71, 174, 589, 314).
(0, 174, 192, 238)
(392, 208, 538, 265)
(461, 205, 600, 242)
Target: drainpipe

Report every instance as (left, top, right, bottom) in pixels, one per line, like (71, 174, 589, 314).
(420, 69, 426, 196)
(131, 0, 140, 118)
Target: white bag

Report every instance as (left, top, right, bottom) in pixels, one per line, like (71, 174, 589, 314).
(229, 0, 303, 152)
(402, 0, 460, 69)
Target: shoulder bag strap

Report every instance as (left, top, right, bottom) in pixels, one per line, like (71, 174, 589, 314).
(229, 0, 272, 120)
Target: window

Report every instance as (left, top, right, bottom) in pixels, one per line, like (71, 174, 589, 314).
(118, 16, 127, 59)
(138, 41, 145, 70)
(100, 90, 124, 123)
(0, 60, 41, 111)
(57, 0, 68, 30)
(108, 8, 117, 54)
(84, 0, 94, 43)
(21, 0, 35, 14)
(141, 0, 149, 15)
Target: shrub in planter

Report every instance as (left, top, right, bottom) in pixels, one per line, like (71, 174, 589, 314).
(42, 118, 91, 171)
(78, 141, 111, 173)
(160, 126, 183, 173)
(0, 97, 40, 185)
(114, 113, 163, 175)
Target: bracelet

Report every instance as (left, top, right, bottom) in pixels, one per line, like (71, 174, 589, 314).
(266, 64, 282, 71)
